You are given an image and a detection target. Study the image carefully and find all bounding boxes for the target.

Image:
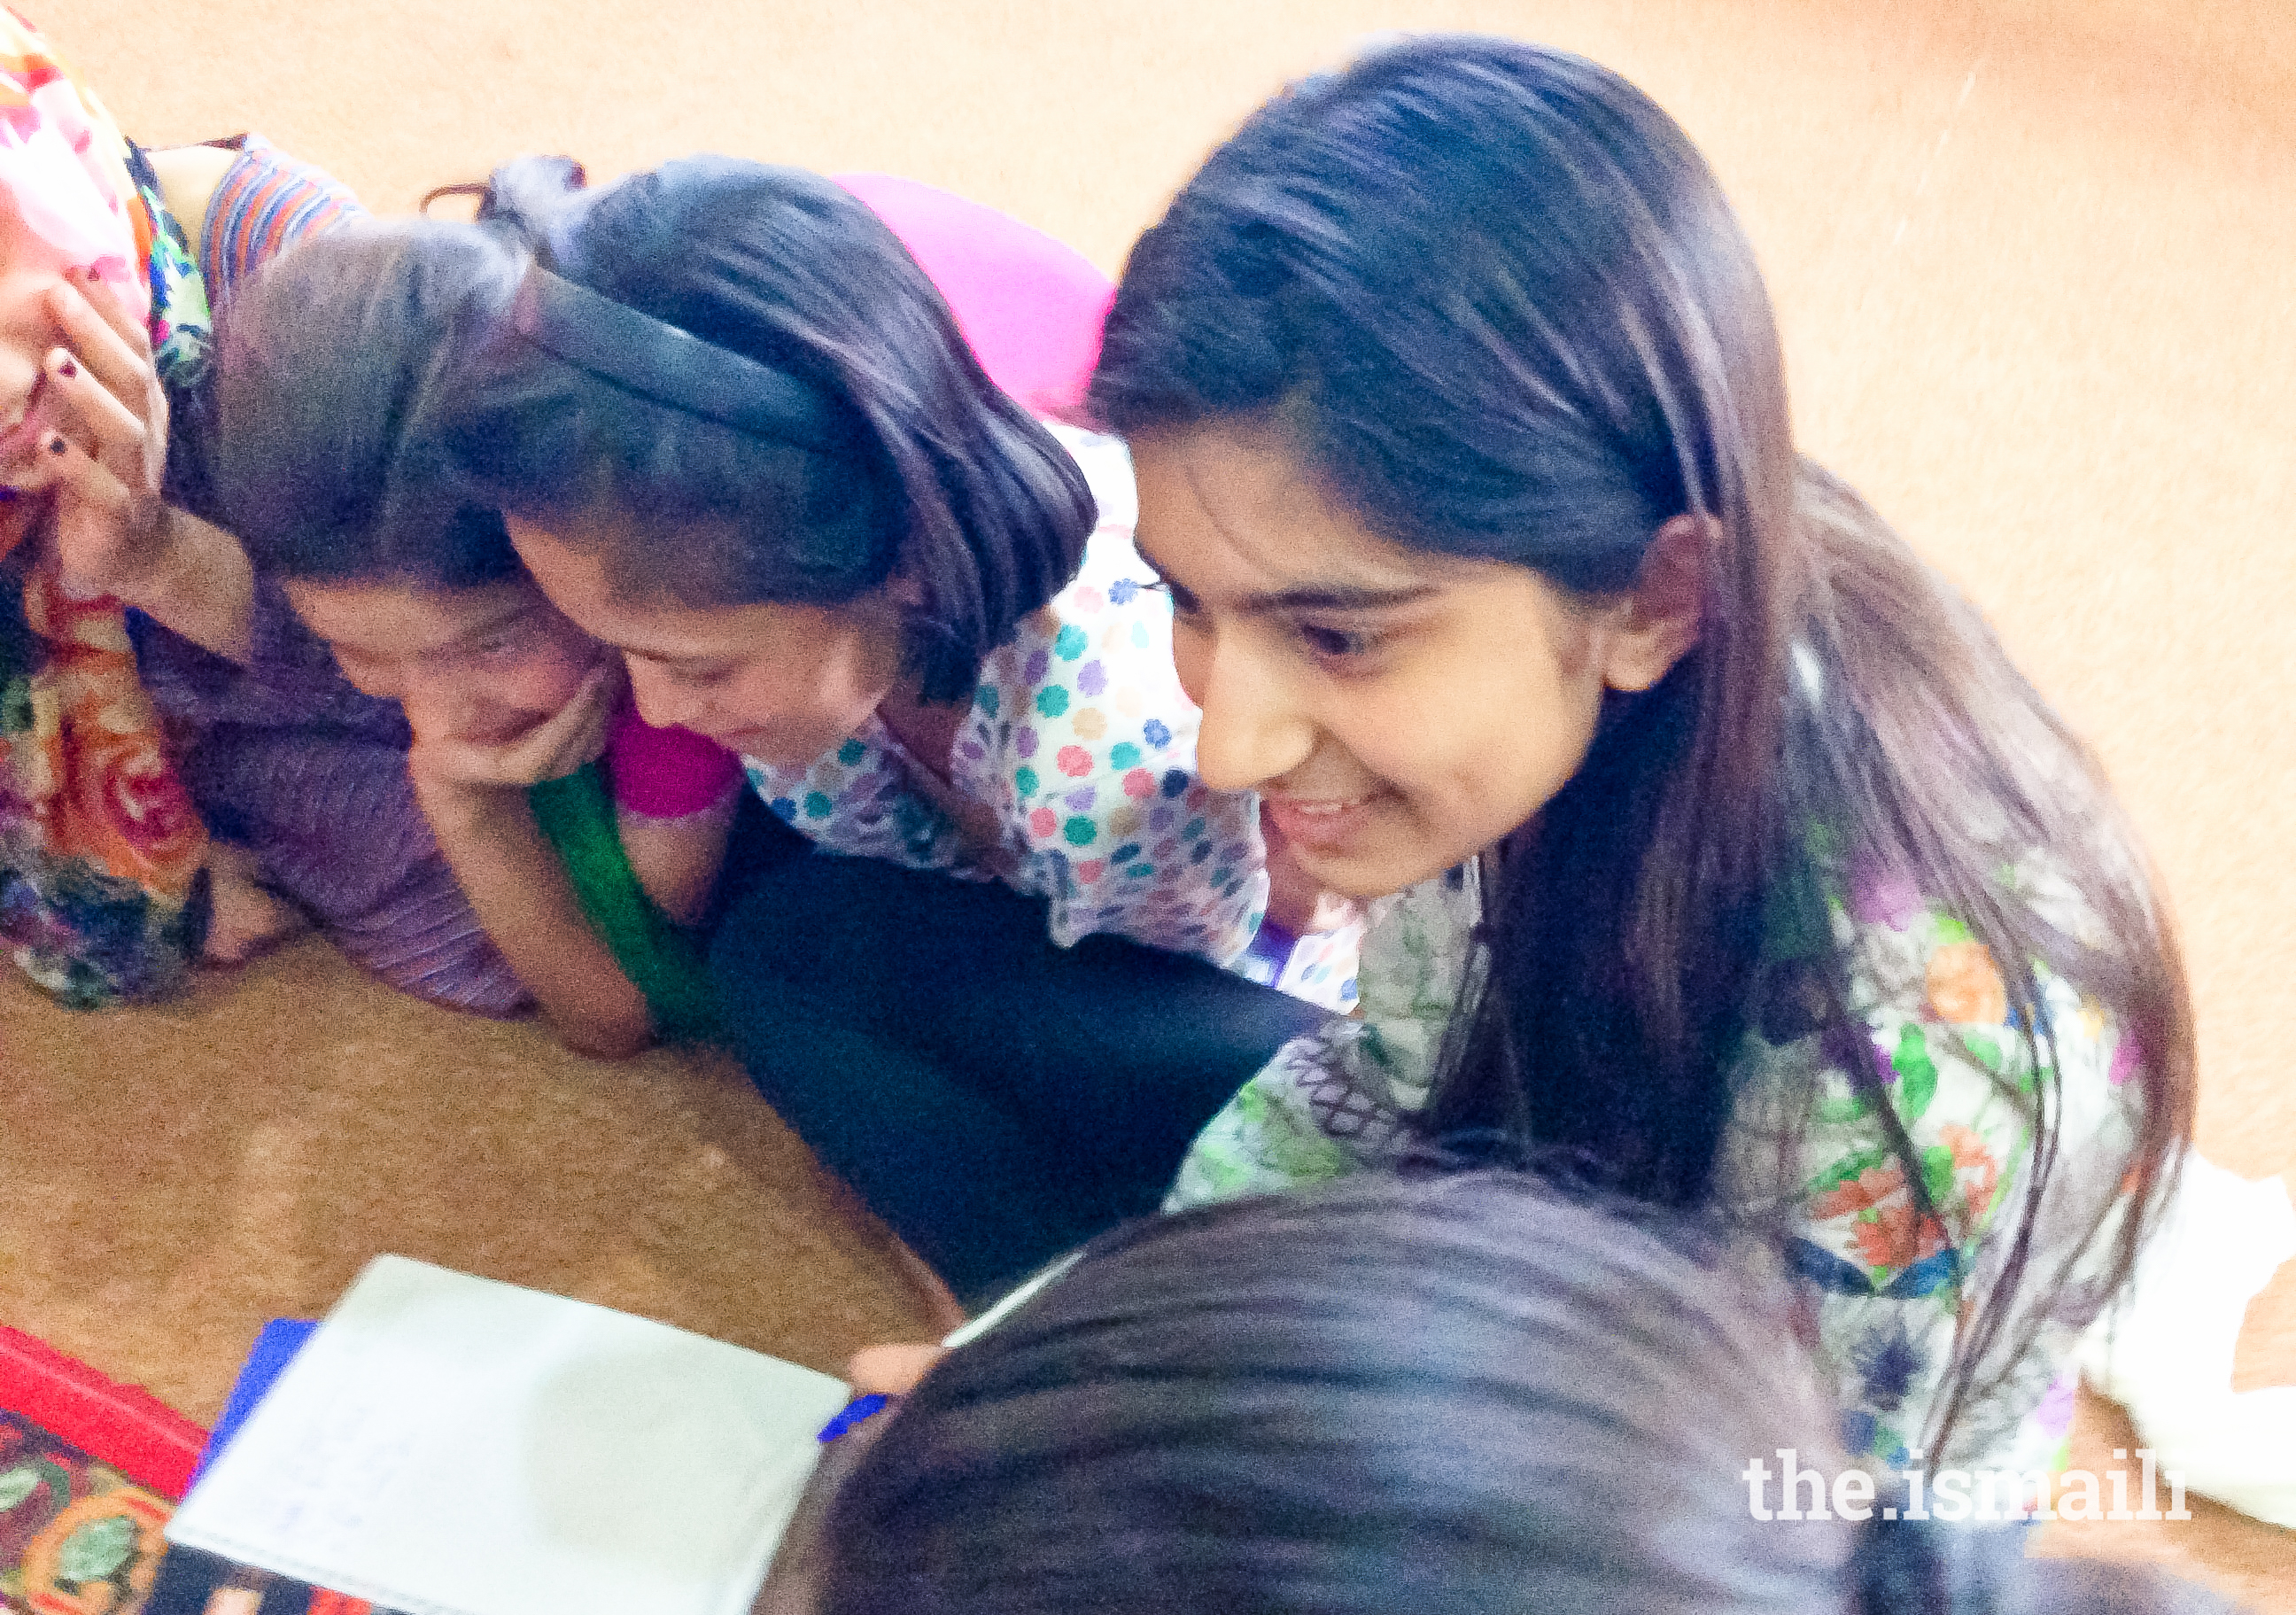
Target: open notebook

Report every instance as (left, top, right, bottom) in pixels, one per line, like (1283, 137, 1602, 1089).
(163, 1255, 851, 1615)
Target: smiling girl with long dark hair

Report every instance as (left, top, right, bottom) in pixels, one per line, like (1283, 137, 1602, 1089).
(1095, 36, 2194, 1474)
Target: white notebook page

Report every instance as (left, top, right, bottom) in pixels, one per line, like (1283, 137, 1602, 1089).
(166, 1255, 851, 1615)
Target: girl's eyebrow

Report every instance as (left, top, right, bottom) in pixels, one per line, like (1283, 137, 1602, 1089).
(624, 643, 738, 672)
(1253, 581, 1437, 612)
(1135, 540, 1435, 614)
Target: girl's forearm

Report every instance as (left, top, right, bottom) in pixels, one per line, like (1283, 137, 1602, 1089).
(617, 789, 739, 927)
(417, 780, 655, 1058)
(116, 507, 256, 664)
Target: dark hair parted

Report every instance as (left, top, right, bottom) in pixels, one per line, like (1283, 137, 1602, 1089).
(815, 1174, 2238, 1615)
(1091, 35, 2193, 1461)
(213, 219, 524, 588)
(435, 156, 1096, 703)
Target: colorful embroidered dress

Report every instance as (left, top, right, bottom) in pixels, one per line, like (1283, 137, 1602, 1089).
(748, 424, 1360, 1008)
(0, 19, 214, 1006)
(1167, 841, 2145, 1476)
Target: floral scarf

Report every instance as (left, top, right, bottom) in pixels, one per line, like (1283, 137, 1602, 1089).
(0, 12, 211, 1006)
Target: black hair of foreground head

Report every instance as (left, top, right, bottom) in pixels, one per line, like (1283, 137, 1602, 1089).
(812, 1170, 2246, 1615)
(818, 1170, 1846, 1614)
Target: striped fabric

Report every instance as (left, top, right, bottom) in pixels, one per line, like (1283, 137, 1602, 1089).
(199, 134, 366, 311)
(138, 581, 533, 1017)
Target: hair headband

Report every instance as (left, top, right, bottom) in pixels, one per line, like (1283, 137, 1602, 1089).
(509, 263, 856, 454)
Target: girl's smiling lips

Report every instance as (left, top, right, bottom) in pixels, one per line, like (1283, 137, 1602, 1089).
(1261, 791, 1387, 853)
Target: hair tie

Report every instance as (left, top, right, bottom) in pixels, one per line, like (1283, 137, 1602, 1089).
(508, 264, 857, 454)
(418, 182, 491, 218)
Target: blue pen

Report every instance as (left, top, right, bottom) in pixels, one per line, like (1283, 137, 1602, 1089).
(817, 1392, 889, 1443)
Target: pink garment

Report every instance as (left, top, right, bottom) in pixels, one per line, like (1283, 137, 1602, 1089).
(607, 697, 741, 819)
(835, 173, 1113, 417)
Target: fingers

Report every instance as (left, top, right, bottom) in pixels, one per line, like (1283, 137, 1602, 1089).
(43, 272, 154, 407)
(38, 348, 148, 469)
(411, 664, 623, 788)
(24, 433, 131, 560)
(52, 268, 153, 366)
(407, 731, 536, 790)
(30, 276, 166, 532)
(25, 431, 130, 517)
(1, 439, 66, 501)
(845, 1343, 948, 1396)
(406, 734, 505, 789)
(500, 661, 618, 780)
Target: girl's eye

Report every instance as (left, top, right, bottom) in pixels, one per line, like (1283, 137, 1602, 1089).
(1299, 622, 1378, 660)
(469, 621, 539, 658)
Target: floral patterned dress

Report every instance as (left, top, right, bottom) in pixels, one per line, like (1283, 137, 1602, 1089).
(0, 120, 216, 1007)
(746, 423, 1361, 1009)
(1167, 841, 2145, 1477)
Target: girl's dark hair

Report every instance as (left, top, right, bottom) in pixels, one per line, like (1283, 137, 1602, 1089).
(822, 1172, 1855, 1614)
(214, 219, 524, 588)
(1090, 35, 2193, 1460)
(435, 156, 1096, 702)
(817, 1175, 2238, 1615)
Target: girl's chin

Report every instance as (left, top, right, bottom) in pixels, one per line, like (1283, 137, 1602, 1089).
(1289, 835, 1454, 905)
(717, 726, 826, 767)
(1291, 821, 1510, 904)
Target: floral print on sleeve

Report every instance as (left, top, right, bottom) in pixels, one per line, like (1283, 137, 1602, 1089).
(1165, 872, 1477, 1209)
(1718, 850, 2142, 1474)
(993, 490, 1266, 964)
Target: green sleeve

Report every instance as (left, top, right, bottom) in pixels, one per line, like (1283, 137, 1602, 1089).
(527, 763, 721, 1044)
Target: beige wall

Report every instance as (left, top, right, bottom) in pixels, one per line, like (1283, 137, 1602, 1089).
(58, 0, 2291, 1180)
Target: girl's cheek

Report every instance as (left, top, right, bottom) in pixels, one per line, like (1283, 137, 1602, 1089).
(0, 269, 63, 360)
(469, 648, 580, 716)
(0, 338, 40, 410)
(545, 640, 613, 708)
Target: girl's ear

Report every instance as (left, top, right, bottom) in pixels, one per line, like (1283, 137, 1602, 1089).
(1598, 513, 1706, 694)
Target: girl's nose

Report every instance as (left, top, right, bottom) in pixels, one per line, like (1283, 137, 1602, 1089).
(624, 658, 702, 733)
(1188, 633, 1316, 794)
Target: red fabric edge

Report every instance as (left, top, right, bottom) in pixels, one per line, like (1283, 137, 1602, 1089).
(0, 1324, 209, 1499)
